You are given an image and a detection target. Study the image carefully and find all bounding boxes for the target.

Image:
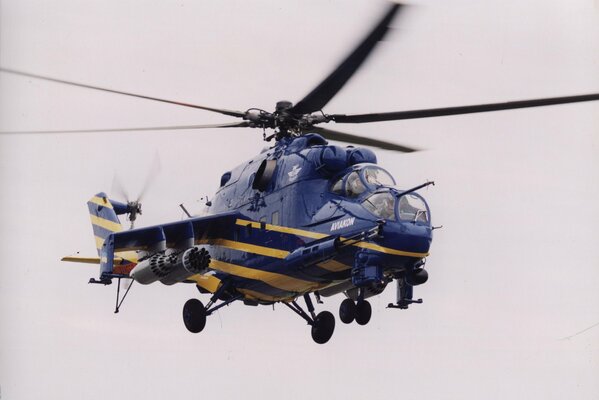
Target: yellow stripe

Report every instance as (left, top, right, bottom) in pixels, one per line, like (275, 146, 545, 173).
(209, 259, 318, 292)
(115, 250, 138, 264)
(61, 256, 102, 264)
(90, 215, 122, 232)
(317, 259, 351, 272)
(88, 196, 114, 209)
(187, 273, 222, 293)
(238, 288, 294, 302)
(236, 219, 327, 240)
(236, 218, 429, 259)
(95, 235, 104, 249)
(114, 244, 150, 252)
(197, 238, 289, 259)
(61, 256, 125, 264)
(352, 241, 429, 258)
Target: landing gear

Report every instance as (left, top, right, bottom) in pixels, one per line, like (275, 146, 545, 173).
(311, 311, 335, 344)
(355, 300, 372, 325)
(284, 293, 336, 344)
(183, 298, 206, 333)
(182, 281, 242, 334)
(339, 298, 356, 324)
(339, 288, 372, 325)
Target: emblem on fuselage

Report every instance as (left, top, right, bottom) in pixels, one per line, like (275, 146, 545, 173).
(288, 164, 302, 182)
(330, 217, 355, 232)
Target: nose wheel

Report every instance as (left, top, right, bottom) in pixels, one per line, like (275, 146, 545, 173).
(338, 297, 372, 325)
(339, 298, 356, 324)
(355, 300, 372, 325)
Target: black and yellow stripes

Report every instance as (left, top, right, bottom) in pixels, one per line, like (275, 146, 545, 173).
(235, 218, 429, 258)
(87, 192, 123, 256)
(197, 238, 289, 259)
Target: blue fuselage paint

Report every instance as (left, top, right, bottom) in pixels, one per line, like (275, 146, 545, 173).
(199, 133, 433, 300)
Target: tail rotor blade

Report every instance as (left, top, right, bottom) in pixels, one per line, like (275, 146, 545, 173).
(137, 153, 162, 203)
(111, 175, 130, 203)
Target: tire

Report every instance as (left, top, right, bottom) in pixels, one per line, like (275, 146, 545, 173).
(355, 300, 372, 326)
(182, 298, 206, 333)
(311, 311, 336, 344)
(339, 298, 356, 324)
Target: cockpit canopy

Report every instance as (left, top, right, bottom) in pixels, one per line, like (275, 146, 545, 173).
(360, 191, 429, 223)
(330, 164, 430, 224)
(330, 164, 396, 198)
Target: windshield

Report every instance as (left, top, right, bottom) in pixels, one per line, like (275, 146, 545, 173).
(345, 171, 366, 197)
(330, 166, 395, 198)
(362, 192, 396, 220)
(363, 167, 395, 187)
(398, 194, 429, 223)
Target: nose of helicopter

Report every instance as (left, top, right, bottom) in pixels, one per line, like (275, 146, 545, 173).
(379, 219, 432, 256)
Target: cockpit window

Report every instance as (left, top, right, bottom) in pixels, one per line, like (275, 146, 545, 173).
(399, 194, 429, 223)
(362, 192, 396, 220)
(331, 177, 343, 194)
(363, 167, 395, 187)
(345, 171, 366, 197)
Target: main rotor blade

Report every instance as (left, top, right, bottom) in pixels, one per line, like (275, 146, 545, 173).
(290, 4, 402, 115)
(0, 67, 246, 118)
(311, 126, 417, 153)
(0, 121, 250, 134)
(330, 93, 599, 123)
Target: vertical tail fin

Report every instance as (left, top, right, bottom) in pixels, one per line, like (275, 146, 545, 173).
(87, 192, 124, 256)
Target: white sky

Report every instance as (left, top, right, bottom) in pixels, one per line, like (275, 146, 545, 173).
(0, 1, 598, 399)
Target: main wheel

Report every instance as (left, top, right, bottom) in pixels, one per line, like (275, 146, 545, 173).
(182, 298, 206, 333)
(355, 300, 372, 326)
(311, 311, 335, 344)
(339, 298, 356, 324)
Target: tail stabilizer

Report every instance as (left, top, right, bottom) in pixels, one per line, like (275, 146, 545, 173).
(87, 192, 125, 256)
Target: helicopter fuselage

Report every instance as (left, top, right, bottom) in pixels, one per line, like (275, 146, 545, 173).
(194, 133, 433, 303)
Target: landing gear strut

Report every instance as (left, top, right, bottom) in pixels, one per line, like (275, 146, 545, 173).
(283, 293, 336, 344)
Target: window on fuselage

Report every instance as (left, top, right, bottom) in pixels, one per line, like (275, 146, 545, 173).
(363, 167, 395, 187)
(272, 211, 279, 225)
(362, 192, 396, 220)
(345, 171, 366, 198)
(398, 194, 429, 223)
(331, 177, 343, 194)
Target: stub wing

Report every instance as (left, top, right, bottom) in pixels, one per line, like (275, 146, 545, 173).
(96, 211, 240, 282)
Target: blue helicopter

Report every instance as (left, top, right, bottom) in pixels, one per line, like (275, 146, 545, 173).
(4, 3, 598, 344)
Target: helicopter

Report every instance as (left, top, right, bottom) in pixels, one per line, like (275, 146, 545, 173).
(2, 3, 598, 344)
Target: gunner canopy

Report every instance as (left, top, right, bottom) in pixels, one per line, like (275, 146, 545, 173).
(330, 165, 396, 198)
(330, 165, 429, 223)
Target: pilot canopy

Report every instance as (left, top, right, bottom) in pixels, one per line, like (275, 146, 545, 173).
(330, 164, 430, 224)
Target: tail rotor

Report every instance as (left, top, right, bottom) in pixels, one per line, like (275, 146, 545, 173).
(111, 153, 161, 229)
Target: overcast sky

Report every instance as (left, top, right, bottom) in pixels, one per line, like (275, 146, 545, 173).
(1, 1, 598, 399)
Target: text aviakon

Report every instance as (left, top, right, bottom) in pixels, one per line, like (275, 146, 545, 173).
(330, 217, 355, 232)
